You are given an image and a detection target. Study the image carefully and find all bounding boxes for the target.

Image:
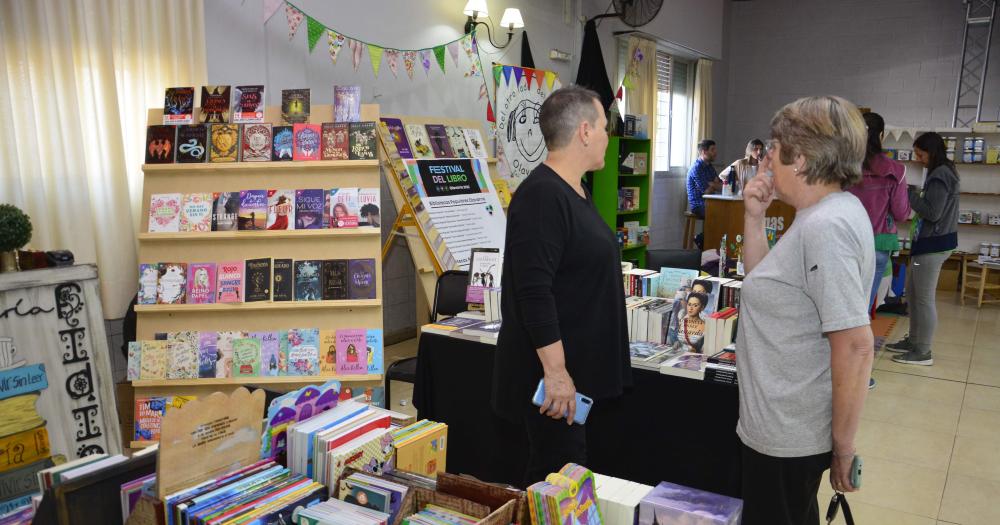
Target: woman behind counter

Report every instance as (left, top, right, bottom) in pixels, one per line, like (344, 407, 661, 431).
(719, 138, 765, 193)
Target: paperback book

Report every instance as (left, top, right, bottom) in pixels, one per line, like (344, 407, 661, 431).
(463, 128, 489, 158)
(282, 88, 310, 124)
(446, 125, 470, 158)
(380, 118, 412, 158)
(163, 87, 194, 124)
(272, 125, 294, 161)
(133, 397, 167, 441)
(329, 188, 359, 228)
(335, 329, 368, 375)
(366, 329, 384, 375)
(199, 85, 232, 123)
(321, 259, 349, 300)
(232, 84, 265, 124)
(349, 121, 377, 160)
(239, 189, 268, 230)
(319, 329, 337, 375)
(405, 124, 434, 158)
(333, 85, 361, 122)
(294, 260, 322, 301)
(245, 257, 272, 302)
(348, 258, 377, 299)
(256, 331, 282, 377)
(215, 330, 247, 378)
(145, 125, 176, 164)
(424, 124, 454, 157)
(175, 124, 208, 163)
(198, 331, 218, 378)
(186, 262, 216, 304)
(272, 258, 294, 301)
(157, 262, 187, 304)
(231, 337, 262, 377)
(180, 192, 213, 232)
(285, 328, 319, 375)
(139, 341, 167, 380)
(266, 189, 295, 230)
(294, 123, 322, 161)
(216, 260, 244, 303)
(295, 189, 325, 229)
(209, 123, 240, 162)
(148, 193, 181, 233)
(241, 123, 273, 161)
(211, 191, 240, 231)
(126, 342, 141, 380)
(321, 122, 350, 160)
(166, 331, 199, 379)
(358, 187, 381, 228)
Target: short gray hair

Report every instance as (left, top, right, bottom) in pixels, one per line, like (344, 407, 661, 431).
(539, 86, 601, 150)
(770, 96, 866, 189)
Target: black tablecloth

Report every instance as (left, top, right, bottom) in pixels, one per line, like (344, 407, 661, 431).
(412, 333, 742, 497)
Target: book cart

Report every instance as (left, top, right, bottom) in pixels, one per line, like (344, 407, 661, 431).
(131, 104, 385, 446)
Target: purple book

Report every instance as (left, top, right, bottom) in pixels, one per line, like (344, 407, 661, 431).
(334, 85, 362, 123)
(294, 189, 325, 230)
(238, 189, 267, 230)
(638, 482, 743, 525)
(380, 118, 412, 159)
(424, 124, 455, 158)
(253, 331, 282, 377)
(198, 331, 218, 378)
(348, 258, 376, 299)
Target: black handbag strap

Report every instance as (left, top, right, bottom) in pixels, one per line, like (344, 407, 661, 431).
(825, 492, 855, 525)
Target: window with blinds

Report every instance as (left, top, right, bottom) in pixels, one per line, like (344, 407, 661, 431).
(655, 51, 672, 172)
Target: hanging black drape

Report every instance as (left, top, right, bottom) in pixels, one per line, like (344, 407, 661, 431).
(575, 19, 615, 111)
(521, 31, 535, 68)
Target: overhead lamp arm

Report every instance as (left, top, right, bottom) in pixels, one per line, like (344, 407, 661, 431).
(464, 17, 515, 49)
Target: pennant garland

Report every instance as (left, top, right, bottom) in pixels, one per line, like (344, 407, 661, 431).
(513, 66, 524, 86)
(479, 83, 488, 101)
(327, 30, 346, 64)
(348, 39, 363, 71)
(433, 45, 447, 73)
(534, 70, 544, 90)
(263, 0, 283, 23)
(447, 41, 461, 67)
(403, 51, 416, 79)
(306, 16, 324, 52)
(419, 49, 433, 75)
(461, 35, 479, 78)
(285, 3, 304, 40)
(493, 65, 502, 89)
(544, 71, 556, 91)
(486, 101, 495, 123)
(385, 49, 400, 78)
(525, 69, 533, 89)
(502, 66, 513, 86)
(368, 45, 384, 78)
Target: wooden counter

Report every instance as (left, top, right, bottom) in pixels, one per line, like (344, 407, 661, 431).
(704, 195, 797, 252)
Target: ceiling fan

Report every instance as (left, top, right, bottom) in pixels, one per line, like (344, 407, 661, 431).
(588, 0, 664, 27)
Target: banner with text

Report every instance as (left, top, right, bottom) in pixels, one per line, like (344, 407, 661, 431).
(493, 64, 561, 193)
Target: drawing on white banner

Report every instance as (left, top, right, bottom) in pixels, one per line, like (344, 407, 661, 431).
(493, 64, 561, 192)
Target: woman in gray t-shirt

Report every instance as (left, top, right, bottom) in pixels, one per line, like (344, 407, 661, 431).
(737, 96, 875, 525)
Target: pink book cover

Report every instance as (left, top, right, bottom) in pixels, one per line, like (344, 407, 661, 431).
(186, 263, 217, 304)
(216, 260, 244, 303)
(293, 123, 322, 161)
(335, 329, 368, 375)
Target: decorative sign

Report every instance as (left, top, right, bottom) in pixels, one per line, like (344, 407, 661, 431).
(493, 64, 561, 192)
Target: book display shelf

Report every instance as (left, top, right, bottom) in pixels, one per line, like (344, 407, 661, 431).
(133, 103, 384, 407)
(588, 137, 652, 268)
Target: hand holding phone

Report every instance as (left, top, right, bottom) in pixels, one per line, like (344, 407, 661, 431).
(532, 379, 593, 426)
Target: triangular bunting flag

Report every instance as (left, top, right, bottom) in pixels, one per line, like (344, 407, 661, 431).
(544, 71, 556, 91)
(419, 49, 433, 75)
(348, 39, 363, 71)
(493, 65, 502, 88)
(306, 16, 324, 52)
(262, 0, 283, 24)
(479, 83, 488, 100)
(285, 4, 304, 40)
(525, 70, 533, 89)
(513, 66, 524, 86)
(403, 51, 417, 79)
(447, 41, 461, 67)
(433, 45, 447, 73)
(327, 30, 346, 64)
(487, 101, 495, 123)
(471, 34, 479, 55)
(534, 70, 544, 90)
(369, 44, 384, 78)
(622, 75, 634, 90)
(385, 49, 400, 78)
(502, 65, 513, 86)
(616, 86, 624, 100)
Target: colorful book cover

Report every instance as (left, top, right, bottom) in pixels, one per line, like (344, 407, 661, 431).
(253, 331, 281, 377)
(321, 122, 350, 160)
(198, 331, 218, 378)
(163, 87, 194, 124)
(145, 125, 176, 164)
(166, 331, 199, 379)
(294, 123, 322, 161)
(215, 330, 247, 378)
(175, 124, 208, 163)
(335, 329, 368, 375)
(294, 260, 322, 301)
(232, 85, 265, 124)
(139, 341, 167, 380)
(180, 192, 213, 232)
(281, 88, 310, 124)
(216, 260, 244, 303)
(333, 85, 361, 123)
(319, 329, 337, 375)
(277, 330, 290, 374)
(199, 85, 232, 123)
(321, 259, 349, 300)
(380, 118, 412, 159)
(366, 329, 384, 375)
(231, 337, 262, 377)
(265, 189, 295, 230)
(134, 396, 167, 441)
(272, 258, 294, 301)
(186, 262, 216, 304)
(209, 123, 240, 162)
(285, 328, 319, 376)
(463, 128, 489, 158)
(493, 178, 511, 207)
(126, 342, 141, 380)
(138, 263, 159, 304)
(241, 123, 273, 161)
(295, 189, 324, 229)
(245, 257, 272, 302)
(239, 189, 267, 230)
(405, 124, 434, 158)
(148, 193, 181, 233)
(211, 191, 240, 231)
(272, 125, 294, 161)
(157, 262, 187, 304)
(446, 126, 470, 158)
(348, 259, 376, 299)
(357, 188, 380, 228)
(349, 121, 377, 160)
(328, 188, 359, 228)
(424, 124, 454, 158)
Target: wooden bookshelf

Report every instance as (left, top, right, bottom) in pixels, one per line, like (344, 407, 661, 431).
(132, 374, 382, 387)
(135, 299, 381, 313)
(142, 159, 378, 173)
(138, 229, 380, 241)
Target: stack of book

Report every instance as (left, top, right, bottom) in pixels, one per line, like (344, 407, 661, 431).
(403, 504, 482, 524)
(706, 344, 737, 385)
(594, 473, 654, 525)
(336, 472, 409, 523)
(628, 341, 683, 371)
(119, 473, 156, 522)
(482, 288, 502, 322)
(702, 307, 739, 356)
(422, 315, 500, 345)
(626, 297, 675, 344)
(718, 280, 743, 310)
(623, 268, 659, 297)
(659, 352, 708, 380)
(526, 464, 602, 524)
(294, 498, 391, 524)
(637, 481, 742, 525)
(392, 420, 448, 480)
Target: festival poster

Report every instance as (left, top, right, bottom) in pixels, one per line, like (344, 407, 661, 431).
(493, 64, 561, 193)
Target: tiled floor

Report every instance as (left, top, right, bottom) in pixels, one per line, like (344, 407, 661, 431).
(384, 292, 1000, 524)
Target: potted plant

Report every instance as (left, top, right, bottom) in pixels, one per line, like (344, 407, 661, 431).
(0, 205, 32, 272)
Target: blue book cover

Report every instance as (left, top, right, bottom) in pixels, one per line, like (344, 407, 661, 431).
(272, 125, 294, 161)
(366, 329, 384, 375)
(294, 189, 324, 229)
(294, 260, 322, 301)
(284, 328, 319, 376)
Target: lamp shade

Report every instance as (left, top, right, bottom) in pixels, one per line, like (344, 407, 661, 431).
(500, 8, 524, 29)
(463, 0, 489, 17)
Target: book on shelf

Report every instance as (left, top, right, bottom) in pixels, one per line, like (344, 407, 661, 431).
(163, 86, 194, 124)
(148, 193, 182, 233)
(180, 192, 213, 232)
(329, 188, 360, 228)
(254, 331, 282, 377)
(272, 258, 294, 301)
(322, 122, 350, 160)
(405, 124, 434, 158)
(619, 187, 641, 211)
(638, 481, 742, 525)
(358, 187, 381, 228)
(366, 329, 384, 375)
(238, 189, 267, 230)
(380, 118, 412, 159)
(215, 330, 247, 378)
(348, 258, 377, 299)
(392, 420, 448, 479)
(186, 262, 216, 304)
(272, 125, 294, 161)
(319, 329, 338, 375)
(634, 152, 649, 174)
(211, 191, 240, 231)
(133, 395, 195, 441)
(175, 124, 208, 163)
(231, 84, 265, 124)
(216, 260, 244, 303)
(623, 220, 641, 246)
(231, 337, 262, 377)
(284, 328, 320, 376)
(293, 123, 322, 161)
(156, 262, 187, 304)
(334, 85, 362, 123)
(445, 125, 470, 158)
(349, 121, 378, 160)
(657, 267, 700, 299)
(294, 260, 323, 301)
(138, 264, 159, 304)
(166, 331, 199, 379)
(321, 259, 349, 300)
(126, 342, 141, 380)
(658, 352, 708, 380)
(424, 124, 454, 158)
(199, 85, 231, 123)
(266, 189, 295, 230)
(463, 128, 489, 158)
(281, 88, 310, 124)
(336, 328, 368, 375)
(209, 123, 240, 162)
(295, 189, 325, 229)
(244, 257, 272, 302)
(139, 340, 167, 380)
(145, 125, 176, 164)
(197, 331, 218, 378)
(240, 122, 272, 161)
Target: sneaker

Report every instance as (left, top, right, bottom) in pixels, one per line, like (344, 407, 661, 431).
(868, 377, 876, 390)
(891, 350, 934, 366)
(885, 338, 913, 353)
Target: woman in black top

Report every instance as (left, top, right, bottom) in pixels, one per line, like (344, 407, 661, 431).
(491, 86, 631, 486)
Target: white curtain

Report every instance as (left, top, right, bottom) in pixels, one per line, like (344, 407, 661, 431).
(0, 0, 206, 318)
(691, 58, 713, 161)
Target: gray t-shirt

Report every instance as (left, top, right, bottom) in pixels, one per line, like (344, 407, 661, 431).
(736, 191, 874, 457)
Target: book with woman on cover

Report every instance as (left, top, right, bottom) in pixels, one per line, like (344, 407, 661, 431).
(266, 189, 295, 230)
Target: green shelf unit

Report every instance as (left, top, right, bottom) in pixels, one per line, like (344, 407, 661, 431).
(586, 136, 652, 268)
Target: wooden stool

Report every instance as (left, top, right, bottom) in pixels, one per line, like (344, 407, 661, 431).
(961, 256, 1000, 307)
(683, 212, 701, 250)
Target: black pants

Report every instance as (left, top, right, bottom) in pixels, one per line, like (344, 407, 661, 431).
(522, 404, 587, 487)
(741, 443, 831, 525)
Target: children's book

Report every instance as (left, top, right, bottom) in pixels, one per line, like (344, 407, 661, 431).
(319, 329, 337, 375)
(294, 260, 322, 301)
(211, 191, 240, 231)
(335, 329, 368, 375)
(180, 192, 213, 232)
(215, 330, 247, 378)
(139, 341, 168, 380)
(209, 123, 240, 162)
(284, 328, 319, 376)
(145, 125, 176, 164)
(163, 87, 194, 124)
(333, 85, 361, 123)
(405, 124, 434, 158)
(357, 188, 380, 228)
(126, 342, 141, 380)
(322, 122, 350, 160)
(445, 126, 470, 158)
(463, 128, 489, 158)
(348, 259, 377, 299)
(295, 189, 325, 229)
(133, 397, 167, 441)
(231, 337, 262, 377)
(239, 189, 268, 230)
(216, 260, 244, 303)
(253, 331, 281, 377)
(328, 188, 359, 228)
(157, 262, 187, 304)
(148, 193, 181, 233)
(272, 125, 294, 161)
(379, 118, 412, 159)
(199, 85, 232, 123)
(281, 88, 310, 124)
(166, 331, 199, 379)
(321, 259, 349, 300)
(349, 121, 377, 160)
(232, 85, 265, 124)
(294, 123, 322, 161)
(138, 263, 159, 304)
(245, 258, 272, 302)
(241, 123, 273, 161)
(175, 124, 208, 163)
(266, 189, 295, 230)
(198, 331, 219, 378)
(272, 258, 294, 301)
(424, 124, 454, 158)
(186, 262, 216, 304)
(366, 329, 384, 375)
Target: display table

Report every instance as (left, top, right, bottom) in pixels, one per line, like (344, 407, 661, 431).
(704, 194, 796, 253)
(412, 331, 742, 497)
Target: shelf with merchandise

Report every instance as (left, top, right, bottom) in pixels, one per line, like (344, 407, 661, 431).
(617, 208, 648, 216)
(138, 228, 380, 242)
(621, 243, 648, 251)
(141, 159, 378, 173)
(618, 173, 650, 178)
(135, 299, 381, 313)
(131, 374, 382, 387)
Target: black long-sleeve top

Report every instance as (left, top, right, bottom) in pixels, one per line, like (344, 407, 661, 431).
(491, 163, 632, 421)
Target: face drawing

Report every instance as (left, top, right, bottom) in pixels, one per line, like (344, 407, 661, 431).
(507, 99, 545, 162)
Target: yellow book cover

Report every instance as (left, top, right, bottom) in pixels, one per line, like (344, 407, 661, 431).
(492, 178, 512, 208)
(139, 341, 168, 380)
(394, 423, 447, 478)
(319, 330, 337, 375)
